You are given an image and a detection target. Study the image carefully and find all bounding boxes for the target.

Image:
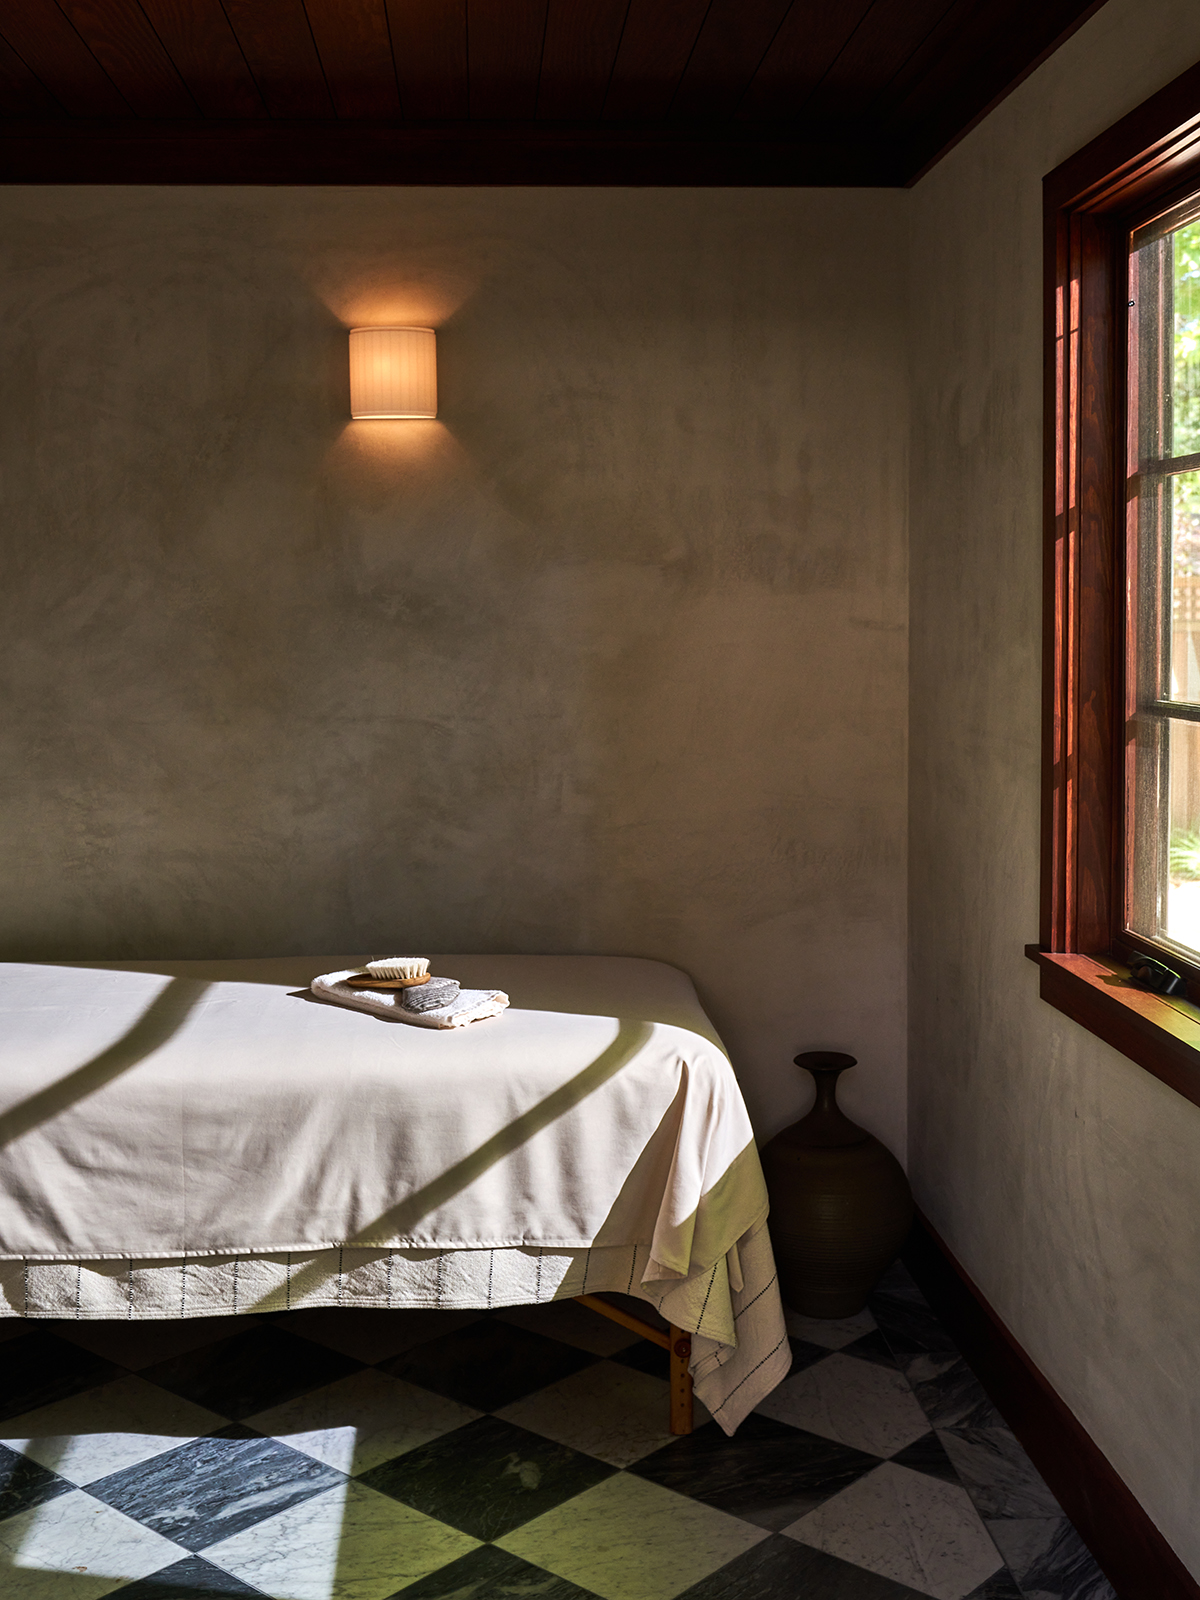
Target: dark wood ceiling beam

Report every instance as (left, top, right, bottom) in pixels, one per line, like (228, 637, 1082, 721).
(602, 0, 708, 121)
(222, 0, 334, 119)
(387, 0, 467, 120)
(537, 0, 629, 121)
(0, 30, 62, 116)
(886, 0, 1110, 182)
(670, 0, 792, 120)
(0, 0, 1113, 182)
(0, 0, 128, 117)
(737, 0, 872, 120)
(0, 115, 882, 183)
(868, 0, 985, 122)
(136, 0, 264, 119)
(800, 0, 957, 123)
(55, 0, 196, 118)
(465, 0, 546, 120)
(303, 0, 401, 118)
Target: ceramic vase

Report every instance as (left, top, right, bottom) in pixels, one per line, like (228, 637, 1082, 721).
(760, 1051, 913, 1318)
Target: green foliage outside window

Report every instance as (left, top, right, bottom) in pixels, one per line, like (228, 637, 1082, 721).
(1174, 223, 1200, 459)
(1169, 827, 1200, 880)
(1174, 225, 1200, 577)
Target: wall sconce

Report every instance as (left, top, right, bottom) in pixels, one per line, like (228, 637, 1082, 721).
(348, 326, 437, 419)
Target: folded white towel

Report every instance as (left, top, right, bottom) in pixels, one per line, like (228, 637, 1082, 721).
(311, 969, 509, 1029)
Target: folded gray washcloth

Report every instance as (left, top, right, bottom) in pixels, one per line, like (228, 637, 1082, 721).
(401, 976, 461, 1014)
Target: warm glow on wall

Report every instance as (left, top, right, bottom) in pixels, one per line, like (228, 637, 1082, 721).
(349, 327, 437, 418)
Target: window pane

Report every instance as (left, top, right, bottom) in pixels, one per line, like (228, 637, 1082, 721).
(1125, 223, 1200, 958)
(1170, 471, 1200, 703)
(1174, 223, 1200, 458)
(1166, 719, 1200, 955)
(1170, 233, 1200, 703)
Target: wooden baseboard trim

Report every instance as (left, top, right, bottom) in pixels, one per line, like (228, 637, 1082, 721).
(902, 1212, 1198, 1600)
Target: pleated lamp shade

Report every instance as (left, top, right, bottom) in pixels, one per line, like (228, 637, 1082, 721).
(349, 327, 437, 418)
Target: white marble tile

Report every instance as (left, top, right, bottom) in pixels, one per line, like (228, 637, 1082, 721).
(0, 1486, 187, 1597)
(784, 1461, 1004, 1600)
(784, 1307, 878, 1349)
(57, 1316, 263, 1371)
(269, 1307, 484, 1365)
(0, 1374, 225, 1486)
(498, 1471, 766, 1600)
(245, 1368, 480, 1475)
(496, 1299, 641, 1357)
(755, 1351, 929, 1457)
(203, 1478, 479, 1600)
(497, 1359, 710, 1468)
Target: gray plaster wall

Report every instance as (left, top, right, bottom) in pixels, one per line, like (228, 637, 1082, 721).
(0, 186, 909, 1153)
(909, 0, 1200, 1572)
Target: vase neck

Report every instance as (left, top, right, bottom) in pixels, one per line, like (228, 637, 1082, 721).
(811, 1068, 844, 1116)
(793, 1053, 866, 1146)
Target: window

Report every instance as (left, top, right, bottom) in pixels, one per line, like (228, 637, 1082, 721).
(1127, 206, 1200, 963)
(1034, 62, 1200, 1106)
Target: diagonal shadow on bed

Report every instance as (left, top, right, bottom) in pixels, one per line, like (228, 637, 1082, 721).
(242, 1018, 654, 1314)
(0, 979, 211, 1151)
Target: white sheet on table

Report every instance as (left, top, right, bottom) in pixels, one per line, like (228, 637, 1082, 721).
(0, 955, 768, 1291)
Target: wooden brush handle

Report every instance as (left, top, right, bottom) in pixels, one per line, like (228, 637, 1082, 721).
(344, 973, 431, 990)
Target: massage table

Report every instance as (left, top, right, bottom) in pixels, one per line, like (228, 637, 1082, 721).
(0, 953, 789, 1434)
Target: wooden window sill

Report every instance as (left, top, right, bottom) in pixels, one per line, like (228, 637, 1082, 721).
(1025, 946, 1200, 1111)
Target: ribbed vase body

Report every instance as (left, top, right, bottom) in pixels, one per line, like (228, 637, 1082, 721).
(761, 1053, 913, 1318)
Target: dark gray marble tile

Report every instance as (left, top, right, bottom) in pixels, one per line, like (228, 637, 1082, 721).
(598, 1292, 670, 1333)
(608, 1336, 674, 1381)
(963, 1570, 1026, 1600)
(393, 1541, 601, 1599)
(269, 1305, 485, 1365)
(842, 1329, 900, 1368)
(888, 1431, 961, 1485)
(868, 1293, 960, 1365)
(0, 1330, 125, 1421)
(909, 1355, 1000, 1431)
(116, 1555, 270, 1596)
(676, 1533, 934, 1598)
(380, 1318, 598, 1412)
(987, 1516, 1118, 1600)
(872, 1262, 930, 1306)
(86, 1425, 343, 1551)
(139, 1325, 362, 1420)
(360, 1414, 614, 1541)
(787, 1336, 835, 1376)
(901, 1348, 961, 1386)
(937, 1425, 1060, 1519)
(0, 1439, 73, 1521)
(630, 1412, 882, 1531)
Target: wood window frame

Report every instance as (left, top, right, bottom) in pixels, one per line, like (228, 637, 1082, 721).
(1031, 59, 1200, 1110)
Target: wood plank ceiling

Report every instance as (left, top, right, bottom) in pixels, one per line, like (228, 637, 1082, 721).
(0, 0, 1109, 185)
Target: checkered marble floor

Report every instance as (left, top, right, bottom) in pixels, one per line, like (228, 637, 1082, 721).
(0, 1262, 1115, 1600)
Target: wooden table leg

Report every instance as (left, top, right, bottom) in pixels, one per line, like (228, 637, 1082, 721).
(574, 1294, 695, 1436)
(669, 1325, 693, 1434)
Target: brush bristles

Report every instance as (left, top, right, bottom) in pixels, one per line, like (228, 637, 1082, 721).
(365, 956, 430, 980)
